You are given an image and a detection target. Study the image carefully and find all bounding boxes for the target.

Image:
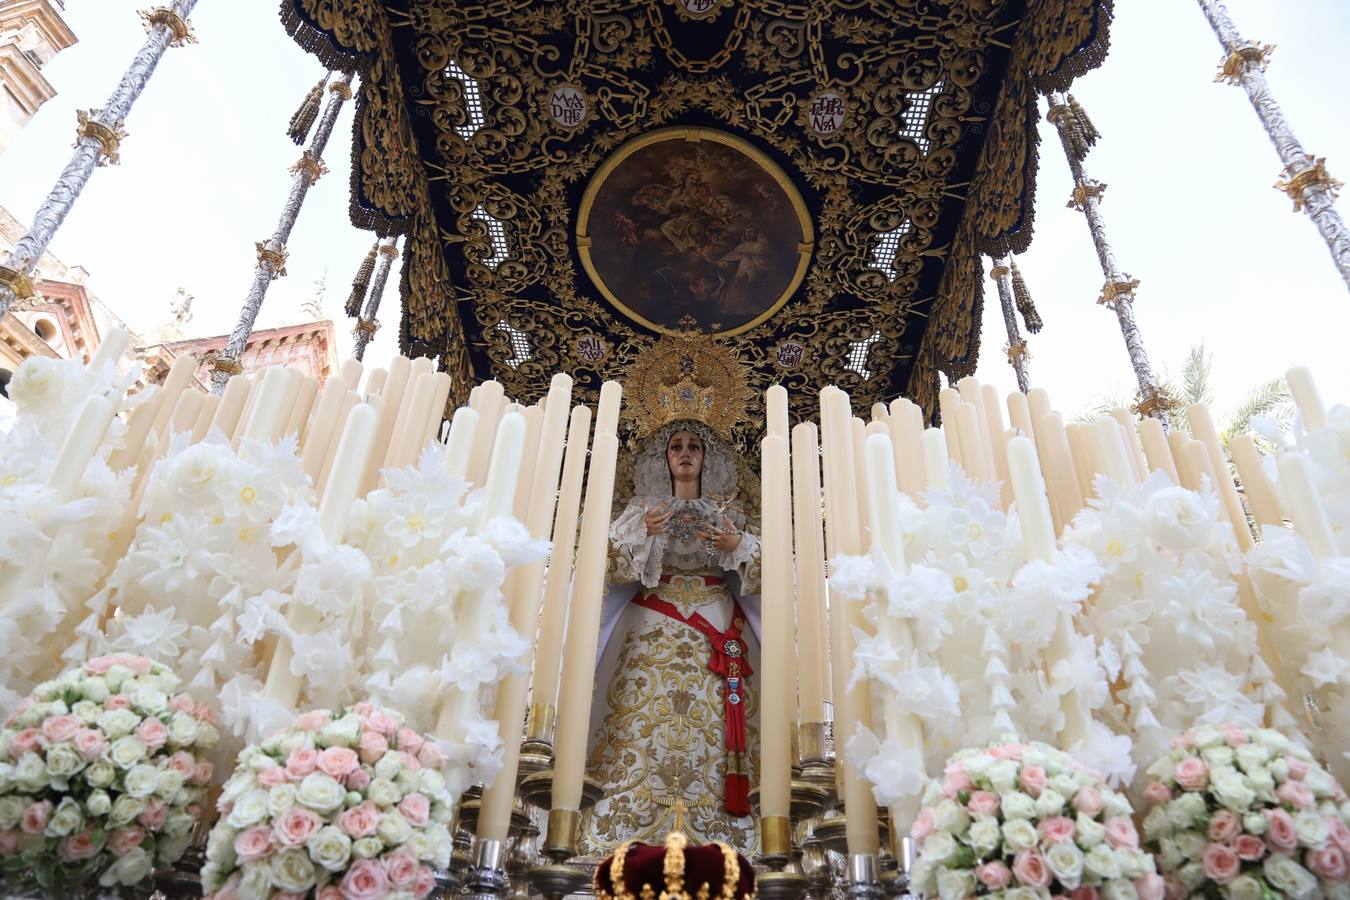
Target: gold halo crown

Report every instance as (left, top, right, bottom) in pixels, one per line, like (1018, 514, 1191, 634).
(626, 329, 751, 441)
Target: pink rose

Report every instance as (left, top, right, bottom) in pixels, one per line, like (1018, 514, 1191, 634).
(1308, 847, 1348, 881)
(1019, 765, 1048, 797)
(1163, 876, 1188, 900)
(105, 694, 131, 710)
(417, 742, 446, 769)
(1105, 817, 1139, 850)
(1266, 808, 1299, 853)
(967, 791, 1000, 817)
(976, 861, 1012, 891)
(1143, 782, 1172, 808)
(1013, 849, 1052, 889)
(318, 888, 344, 900)
(10, 728, 41, 756)
(1286, 755, 1311, 780)
(210, 872, 242, 900)
(274, 894, 306, 900)
(137, 716, 168, 751)
(1221, 725, 1249, 747)
(193, 760, 214, 785)
(73, 729, 105, 761)
(60, 828, 103, 861)
(911, 808, 936, 845)
(139, 800, 167, 831)
(399, 793, 430, 828)
(274, 806, 323, 847)
(397, 728, 424, 755)
(1202, 843, 1240, 884)
(1208, 810, 1241, 843)
(294, 710, 332, 731)
(234, 825, 273, 862)
(339, 802, 380, 839)
(20, 800, 51, 835)
(943, 762, 973, 795)
(168, 750, 196, 778)
(384, 850, 420, 887)
(0, 831, 19, 856)
(1277, 781, 1315, 810)
(341, 857, 390, 900)
(353, 702, 374, 717)
(1172, 733, 1196, 750)
(1039, 816, 1077, 845)
(413, 866, 437, 900)
(85, 656, 117, 674)
(1329, 816, 1350, 855)
(346, 768, 371, 791)
(1069, 889, 1100, 900)
(1175, 757, 1208, 791)
(1234, 834, 1266, 861)
(195, 702, 216, 726)
(108, 826, 146, 857)
(1072, 786, 1105, 817)
(285, 745, 319, 779)
(365, 709, 398, 737)
(123, 656, 152, 674)
(258, 764, 290, 787)
(168, 694, 195, 714)
(42, 714, 80, 744)
(319, 746, 360, 779)
(403, 753, 421, 773)
(1134, 874, 1165, 900)
(358, 731, 389, 765)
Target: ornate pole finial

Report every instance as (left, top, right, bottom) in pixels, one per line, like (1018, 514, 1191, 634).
(1045, 92, 1171, 428)
(210, 71, 355, 392)
(989, 256, 1032, 393)
(1196, 0, 1350, 292)
(0, 0, 201, 321)
(352, 237, 399, 361)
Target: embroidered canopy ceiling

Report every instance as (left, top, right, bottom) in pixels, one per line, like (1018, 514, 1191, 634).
(281, 0, 1112, 427)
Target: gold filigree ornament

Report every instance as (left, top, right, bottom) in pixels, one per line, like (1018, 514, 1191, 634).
(625, 331, 753, 441)
(75, 109, 128, 167)
(0, 265, 36, 302)
(255, 241, 290, 279)
(1276, 158, 1343, 212)
(139, 6, 196, 47)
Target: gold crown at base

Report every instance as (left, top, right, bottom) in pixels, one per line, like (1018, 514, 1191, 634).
(595, 831, 754, 900)
(625, 332, 752, 441)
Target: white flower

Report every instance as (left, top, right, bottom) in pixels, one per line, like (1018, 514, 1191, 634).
(848, 728, 926, 808)
(378, 811, 413, 846)
(1035, 788, 1067, 817)
(296, 772, 345, 814)
(100, 846, 154, 887)
(1001, 818, 1037, 851)
(85, 760, 115, 789)
(352, 836, 382, 859)
(1229, 875, 1263, 900)
(935, 868, 974, 900)
(968, 816, 1000, 852)
(368, 776, 401, 807)
(97, 707, 140, 739)
(168, 711, 199, 746)
(1263, 854, 1320, 900)
(932, 799, 968, 835)
(108, 795, 145, 827)
(1101, 882, 1138, 900)
(1296, 810, 1330, 848)
(44, 797, 84, 837)
(1302, 648, 1348, 688)
(1002, 792, 1036, 820)
(226, 789, 269, 829)
(827, 554, 873, 599)
(922, 832, 957, 865)
(132, 686, 168, 714)
(108, 734, 148, 768)
(1046, 843, 1085, 890)
(268, 848, 319, 893)
(44, 743, 83, 780)
(307, 825, 352, 872)
(987, 759, 1019, 794)
(1143, 485, 1217, 550)
(1077, 813, 1107, 847)
(238, 862, 271, 897)
(9, 357, 82, 417)
(1211, 771, 1257, 811)
(85, 790, 111, 817)
(268, 783, 298, 818)
(123, 763, 161, 798)
(1083, 844, 1121, 880)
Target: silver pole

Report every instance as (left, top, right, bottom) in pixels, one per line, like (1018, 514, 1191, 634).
(210, 72, 354, 392)
(1197, 0, 1350, 292)
(0, 2, 200, 318)
(1045, 92, 1171, 427)
(352, 237, 399, 361)
(989, 257, 1031, 393)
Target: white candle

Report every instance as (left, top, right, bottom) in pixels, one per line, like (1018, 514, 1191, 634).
(318, 391, 360, 497)
(767, 385, 789, 439)
(1137, 417, 1179, 484)
(595, 380, 623, 436)
(982, 384, 1012, 509)
(365, 368, 388, 397)
(955, 402, 987, 481)
(150, 353, 201, 437)
(921, 427, 949, 490)
(791, 422, 829, 724)
(1287, 366, 1327, 432)
(361, 355, 412, 494)
(385, 372, 436, 470)
(274, 367, 305, 442)
(48, 395, 118, 501)
(241, 365, 291, 443)
(1230, 435, 1282, 529)
(1188, 404, 1254, 550)
(466, 380, 506, 488)
(1031, 412, 1082, 531)
(1006, 391, 1034, 440)
(1108, 409, 1147, 482)
(284, 376, 319, 440)
(340, 358, 363, 391)
(1277, 452, 1338, 558)
(419, 373, 453, 451)
(1092, 417, 1133, 488)
(759, 434, 793, 820)
(210, 375, 251, 441)
(300, 376, 350, 484)
(191, 394, 221, 444)
(87, 327, 129, 377)
(1006, 436, 1055, 562)
(478, 412, 527, 523)
(443, 406, 480, 481)
(938, 387, 964, 465)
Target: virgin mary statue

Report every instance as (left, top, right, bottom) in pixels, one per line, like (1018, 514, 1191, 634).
(580, 339, 762, 855)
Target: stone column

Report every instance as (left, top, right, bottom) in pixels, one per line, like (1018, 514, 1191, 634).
(352, 238, 399, 361)
(210, 72, 354, 391)
(0, 3, 199, 318)
(1197, 0, 1350, 292)
(989, 257, 1031, 393)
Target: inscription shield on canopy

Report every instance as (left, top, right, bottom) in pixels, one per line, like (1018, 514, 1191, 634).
(576, 128, 814, 337)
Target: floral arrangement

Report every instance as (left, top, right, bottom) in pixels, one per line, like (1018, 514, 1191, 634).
(1141, 723, 1350, 899)
(0, 655, 217, 893)
(910, 741, 1163, 900)
(201, 703, 453, 899)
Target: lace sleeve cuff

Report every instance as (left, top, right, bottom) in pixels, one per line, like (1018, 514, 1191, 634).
(610, 501, 664, 588)
(720, 530, 761, 594)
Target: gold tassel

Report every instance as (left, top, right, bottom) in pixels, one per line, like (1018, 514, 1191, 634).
(346, 243, 378, 318)
(287, 76, 327, 145)
(1064, 94, 1099, 162)
(1011, 259, 1043, 334)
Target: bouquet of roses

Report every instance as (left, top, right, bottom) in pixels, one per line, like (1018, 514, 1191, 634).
(201, 702, 453, 899)
(0, 654, 218, 893)
(1141, 723, 1350, 899)
(910, 741, 1163, 900)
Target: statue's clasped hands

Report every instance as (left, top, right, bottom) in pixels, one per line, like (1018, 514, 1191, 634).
(642, 501, 741, 551)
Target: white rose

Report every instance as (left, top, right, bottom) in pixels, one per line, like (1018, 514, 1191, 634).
(1084, 844, 1120, 880)
(1264, 855, 1319, 900)
(1192, 725, 1224, 749)
(968, 816, 1001, 852)
(132, 687, 168, 715)
(416, 769, 446, 797)
(1174, 831, 1206, 861)
(988, 759, 1019, 794)
(353, 836, 383, 859)
(1230, 875, 1263, 900)
(81, 677, 109, 703)
(1177, 862, 1206, 891)
(321, 715, 362, 747)
(922, 832, 957, 865)
(1116, 849, 1150, 879)
(1046, 842, 1085, 890)
(197, 722, 220, 749)
(1001, 818, 1038, 851)
(1051, 774, 1080, 798)
(71, 700, 101, 724)
(44, 797, 84, 837)
(378, 811, 413, 846)
(269, 848, 319, 892)
(1271, 758, 1291, 781)
(1201, 746, 1235, 769)
(297, 772, 345, 814)
(429, 823, 452, 869)
(226, 789, 269, 829)
(124, 763, 161, 799)
(157, 831, 191, 865)
(108, 795, 146, 827)
(97, 707, 139, 739)
(279, 732, 310, 756)
(307, 825, 353, 872)
(165, 809, 196, 838)
(14, 752, 46, 792)
(99, 845, 153, 887)
(0, 796, 24, 829)
(933, 800, 968, 835)
(1156, 838, 1184, 872)
(8, 357, 79, 412)
(1077, 813, 1107, 848)
(1234, 743, 1270, 772)
(1006, 888, 1041, 900)
(406, 831, 434, 862)
(375, 751, 405, 781)
(167, 712, 199, 746)
(156, 767, 185, 800)
(1002, 791, 1037, 820)
(397, 767, 419, 793)
(963, 753, 994, 779)
(1243, 812, 1267, 835)
(1035, 788, 1067, 817)
(239, 861, 271, 897)
(44, 743, 84, 780)
(205, 824, 238, 869)
(368, 777, 401, 807)
(1167, 793, 1207, 830)
(1245, 767, 1275, 795)
(1253, 729, 1291, 752)
(85, 760, 116, 789)
(1305, 768, 1337, 799)
(1101, 880, 1138, 900)
(220, 770, 260, 805)
(936, 867, 975, 900)
(108, 735, 148, 769)
(268, 783, 299, 818)
(1296, 810, 1330, 848)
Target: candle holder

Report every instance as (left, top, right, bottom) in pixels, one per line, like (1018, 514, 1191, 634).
(517, 769, 604, 812)
(889, 836, 917, 899)
(518, 703, 556, 779)
(466, 837, 512, 900)
(529, 807, 593, 900)
(757, 814, 807, 899)
(457, 795, 535, 838)
(845, 852, 886, 900)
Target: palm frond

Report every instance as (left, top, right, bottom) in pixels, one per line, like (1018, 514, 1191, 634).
(1181, 344, 1215, 409)
(1222, 377, 1294, 444)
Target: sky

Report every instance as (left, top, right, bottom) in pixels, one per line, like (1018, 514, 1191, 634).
(1, 0, 1348, 424)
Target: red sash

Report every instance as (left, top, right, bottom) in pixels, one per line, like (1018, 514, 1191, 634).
(632, 575, 753, 817)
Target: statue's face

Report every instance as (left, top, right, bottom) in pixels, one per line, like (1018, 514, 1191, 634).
(666, 430, 705, 482)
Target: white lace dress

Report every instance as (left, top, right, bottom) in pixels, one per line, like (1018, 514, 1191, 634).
(580, 495, 761, 855)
